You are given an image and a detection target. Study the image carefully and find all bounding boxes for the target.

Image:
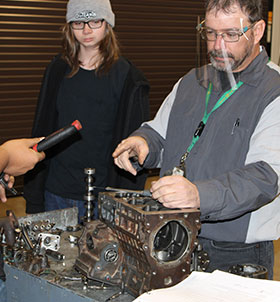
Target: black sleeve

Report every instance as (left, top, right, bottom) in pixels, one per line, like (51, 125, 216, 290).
(107, 61, 150, 190)
(23, 55, 67, 214)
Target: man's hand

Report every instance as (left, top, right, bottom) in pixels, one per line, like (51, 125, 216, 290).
(0, 137, 45, 202)
(1, 138, 45, 176)
(150, 175, 200, 209)
(0, 174, 15, 203)
(112, 136, 149, 176)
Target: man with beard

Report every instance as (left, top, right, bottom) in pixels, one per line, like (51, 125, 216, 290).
(112, 0, 280, 279)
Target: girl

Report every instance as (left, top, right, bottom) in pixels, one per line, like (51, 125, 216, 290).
(24, 0, 150, 222)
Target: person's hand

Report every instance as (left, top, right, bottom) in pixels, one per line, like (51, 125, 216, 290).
(1, 138, 45, 176)
(150, 175, 200, 209)
(112, 136, 149, 176)
(0, 174, 15, 203)
(0, 211, 18, 246)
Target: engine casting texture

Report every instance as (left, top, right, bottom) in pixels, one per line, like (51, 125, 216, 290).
(75, 192, 201, 297)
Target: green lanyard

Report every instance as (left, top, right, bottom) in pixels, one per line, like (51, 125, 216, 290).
(179, 81, 244, 167)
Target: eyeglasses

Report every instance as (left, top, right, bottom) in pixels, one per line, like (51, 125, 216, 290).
(70, 19, 104, 30)
(196, 20, 256, 43)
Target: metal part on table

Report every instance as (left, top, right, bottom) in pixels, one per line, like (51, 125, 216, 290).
(45, 249, 65, 261)
(191, 242, 210, 272)
(2, 208, 78, 275)
(68, 234, 79, 245)
(18, 207, 79, 230)
(228, 263, 268, 279)
(76, 220, 124, 285)
(103, 186, 152, 197)
(83, 167, 96, 222)
(75, 191, 203, 297)
(38, 233, 60, 251)
(4, 207, 134, 302)
(4, 243, 49, 275)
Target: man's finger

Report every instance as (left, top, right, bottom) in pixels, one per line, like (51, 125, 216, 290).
(0, 186, 7, 202)
(114, 153, 137, 175)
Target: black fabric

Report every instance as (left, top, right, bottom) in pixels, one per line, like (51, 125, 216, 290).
(107, 57, 151, 189)
(45, 62, 128, 199)
(219, 70, 242, 91)
(24, 55, 150, 213)
(0, 251, 5, 281)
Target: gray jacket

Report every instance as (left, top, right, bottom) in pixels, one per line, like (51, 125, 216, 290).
(134, 49, 280, 243)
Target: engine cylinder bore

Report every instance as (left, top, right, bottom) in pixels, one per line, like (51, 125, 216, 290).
(153, 220, 189, 262)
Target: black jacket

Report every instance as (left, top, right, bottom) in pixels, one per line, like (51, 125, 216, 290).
(24, 55, 150, 213)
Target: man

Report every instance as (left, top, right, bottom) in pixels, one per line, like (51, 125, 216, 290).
(0, 138, 45, 301)
(113, 0, 280, 279)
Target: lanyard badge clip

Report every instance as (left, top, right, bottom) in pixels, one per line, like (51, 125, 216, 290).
(163, 166, 185, 177)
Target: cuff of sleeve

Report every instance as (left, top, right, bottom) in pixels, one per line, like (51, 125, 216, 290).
(195, 180, 223, 221)
(131, 129, 162, 168)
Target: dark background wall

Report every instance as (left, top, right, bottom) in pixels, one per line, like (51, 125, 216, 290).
(0, 0, 269, 191)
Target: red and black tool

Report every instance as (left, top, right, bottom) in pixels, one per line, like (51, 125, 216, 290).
(33, 120, 82, 152)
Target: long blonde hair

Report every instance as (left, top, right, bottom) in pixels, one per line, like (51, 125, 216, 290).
(61, 22, 120, 77)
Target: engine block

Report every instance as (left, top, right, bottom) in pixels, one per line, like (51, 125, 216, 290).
(75, 191, 201, 296)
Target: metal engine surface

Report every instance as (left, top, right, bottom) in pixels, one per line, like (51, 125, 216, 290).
(75, 192, 201, 296)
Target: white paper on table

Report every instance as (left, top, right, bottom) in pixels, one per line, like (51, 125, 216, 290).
(133, 270, 280, 302)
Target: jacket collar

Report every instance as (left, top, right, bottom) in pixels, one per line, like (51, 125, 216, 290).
(198, 46, 269, 91)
